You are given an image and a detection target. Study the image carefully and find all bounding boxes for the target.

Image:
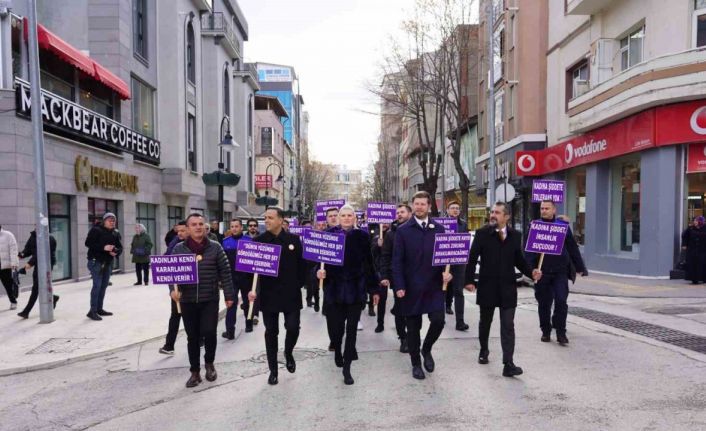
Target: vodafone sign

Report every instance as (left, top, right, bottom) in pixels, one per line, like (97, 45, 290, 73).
(687, 142, 706, 173)
(516, 100, 706, 176)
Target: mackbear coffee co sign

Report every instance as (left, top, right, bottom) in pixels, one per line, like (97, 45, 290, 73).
(15, 78, 160, 165)
(75, 156, 139, 193)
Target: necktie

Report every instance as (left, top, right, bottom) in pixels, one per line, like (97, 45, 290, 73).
(422, 221, 427, 230)
(498, 229, 505, 242)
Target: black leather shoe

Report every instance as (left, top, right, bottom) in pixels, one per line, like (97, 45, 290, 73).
(478, 349, 489, 364)
(245, 322, 253, 333)
(96, 309, 113, 316)
(222, 330, 235, 340)
(285, 352, 296, 373)
(17, 312, 29, 319)
(503, 362, 523, 377)
(374, 324, 384, 333)
(412, 365, 425, 380)
(422, 351, 435, 373)
(314, 303, 320, 312)
(205, 363, 217, 382)
(368, 307, 376, 317)
(86, 311, 102, 321)
(445, 306, 453, 315)
(456, 322, 469, 331)
(343, 364, 354, 385)
(541, 333, 551, 342)
(328, 342, 336, 352)
(268, 372, 278, 385)
(186, 371, 202, 388)
(133, 282, 141, 286)
(399, 339, 409, 353)
(334, 349, 344, 368)
(557, 334, 569, 345)
(352, 350, 359, 361)
(53, 295, 59, 309)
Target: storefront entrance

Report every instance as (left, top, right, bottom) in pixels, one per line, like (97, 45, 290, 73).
(48, 194, 71, 281)
(88, 198, 120, 269)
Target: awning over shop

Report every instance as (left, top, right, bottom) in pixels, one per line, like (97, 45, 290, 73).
(92, 61, 131, 100)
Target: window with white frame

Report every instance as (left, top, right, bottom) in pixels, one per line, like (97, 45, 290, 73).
(187, 113, 197, 172)
(494, 91, 504, 144)
(569, 60, 589, 101)
(694, 0, 706, 47)
(493, 27, 504, 83)
(619, 26, 644, 71)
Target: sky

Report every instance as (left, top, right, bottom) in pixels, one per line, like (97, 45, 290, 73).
(240, 0, 412, 171)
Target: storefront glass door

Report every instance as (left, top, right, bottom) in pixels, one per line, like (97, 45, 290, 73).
(48, 194, 71, 281)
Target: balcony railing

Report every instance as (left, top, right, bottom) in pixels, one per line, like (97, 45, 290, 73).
(200, 12, 241, 59)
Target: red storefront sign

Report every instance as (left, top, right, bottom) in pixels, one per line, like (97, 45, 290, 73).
(516, 100, 706, 176)
(687, 142, 706, 173)
(255, 174, 272, 189)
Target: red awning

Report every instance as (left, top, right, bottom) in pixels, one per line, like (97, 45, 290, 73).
(24, 18, 130, 100)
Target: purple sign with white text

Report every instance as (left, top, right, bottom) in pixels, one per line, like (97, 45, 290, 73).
(432, 233, 473, 266)
(524, 220, 568, 255)
(532, 180, 565, 203)
(288, 226, 311, 236)
(235, 241, 282, 277)
(366, 202, 396, 224)
(315, 199, 346, 223)
(432, 217, 458, 233)
(150, 254, 199, 284)
(302, 229, 346, 266)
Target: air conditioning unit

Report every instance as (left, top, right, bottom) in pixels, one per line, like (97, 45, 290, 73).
(591, 38, 614, 86)
(574, 79, 590, 97)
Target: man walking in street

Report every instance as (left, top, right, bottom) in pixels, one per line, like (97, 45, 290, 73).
(85, 213, 122, 321)
(209, 219, 224, 243)
(526, 200, 587, 345)
(222, 218, 255, 338)
(465, 202, 541, 377)
(17, 230, 59, 318)
(159, 220, 187, 355)
(0, 226, 19, 310)
(248, 207, 307, 385)
(170, 213, 235, 388)
(445, 201, 470, 331)
(392, 191, 453, 380)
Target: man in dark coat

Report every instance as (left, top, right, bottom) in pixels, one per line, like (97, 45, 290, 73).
(17, 230, 59, 318)
(159, 220, 187, 355)
(392, 191, 453, 380)
(526, 200, 587, 345)
(681, 216, 706, 284)
(221, 218, 254, 338)
(248, 207, 307, 386)
(377, 203, 412, 352)
(466, 202, 540, 377)
(445, 201, 470, 331)
(85, 212, 122, 321)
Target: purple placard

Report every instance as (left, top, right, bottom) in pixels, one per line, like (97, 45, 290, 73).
(315, 199, 346, 223)
(359, 222, 368, 233)
(235, 241, 282, 276)
(524, 220, 568, 255)
(355, 211, 365, 221)
(150, 254, 198, 284)
(532, 180, 565, 203)
(290, 217, 299, 226)
(366, 202, 396, 224)
(432, 233, 473, 266)
(302, 229, 345, 266)
(288, 226, 311, 236)
(432, 217, 458, 232)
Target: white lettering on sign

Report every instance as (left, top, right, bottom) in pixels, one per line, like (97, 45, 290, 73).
(565, 139, 607, 164)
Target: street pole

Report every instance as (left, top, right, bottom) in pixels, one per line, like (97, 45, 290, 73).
(27, 0, 54, 323)
(486, 0, 496, 205)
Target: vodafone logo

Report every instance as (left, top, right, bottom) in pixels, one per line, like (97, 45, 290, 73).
(564, 144, 574, 164)
(517, 154, 536, 173)
(564, 139, 607, 165)
(690, 106, 706, 135)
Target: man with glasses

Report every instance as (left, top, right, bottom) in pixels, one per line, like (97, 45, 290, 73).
(246, 219, 260, 238)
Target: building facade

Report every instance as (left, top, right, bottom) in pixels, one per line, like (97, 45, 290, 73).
(320, 165, 362, 208)
(253, 94, 287, 212)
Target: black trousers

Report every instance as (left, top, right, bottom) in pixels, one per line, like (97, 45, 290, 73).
(181, 300, 219, 372)
(0, 268, 16, 304)
(135, 263, 149, 284)
(262, 310, 301, 372)
(306, 281, 319, 306)
(19, 268, 58, 316)
(377, 288, 388, 326)
(327, 302, 362, 364)
(164, 298, 181, 350)
(446, 265, 466, 323)
(405, 311, 445, 366)
(534, 273, 569, 336)
(479, 306, 516, 364)
(392, 294, 407, 340)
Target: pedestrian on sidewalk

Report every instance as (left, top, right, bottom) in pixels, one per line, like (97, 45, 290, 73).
(248, 207, 307, 386)
(0, 226, 19, 310)
(465, 202, 541, 378)
(526, 200, 587, 345)
(159, 220, 187, 355)
(85, 213, 122, 321)
(444, 201, 471, 332)
(171, 213, 235, 388)
(16, 230, 59, 318)
(164, 223, 178, 248)
(317, 205, 379, 385)
(130, 224, 153, 286)
(392, 191, 453, 380)
(221, 218, 254, 338)
(681, 216, 706, 284)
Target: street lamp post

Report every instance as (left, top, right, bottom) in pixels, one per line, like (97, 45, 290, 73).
(202, 116, 240, 225)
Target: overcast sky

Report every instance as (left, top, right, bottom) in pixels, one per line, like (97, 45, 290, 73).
(240, 0, 411, 171)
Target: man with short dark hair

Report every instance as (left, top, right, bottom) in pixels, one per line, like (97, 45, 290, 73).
(85, 213, 122, 321)
(209, 219, 224, 243)
(325, 208, 339, 229)
(445, 201, 470, 331)
(282, 219, 290, 231)
(246, 218, 259, 238)
(165, 223, 179, 248)
(466, 202, 541, 377)
(222, 218, 255, 337)
(392, 191, 452, 380)
(160, 220, 188, 355)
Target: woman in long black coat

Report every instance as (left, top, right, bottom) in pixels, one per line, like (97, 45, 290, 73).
(681, 216, 706, 284)
(317, 205, 379, 385)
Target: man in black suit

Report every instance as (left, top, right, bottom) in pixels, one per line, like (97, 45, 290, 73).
(445, 201, 470, 331)
(465, 202, 541, 377)
(248, 207, 307, 386)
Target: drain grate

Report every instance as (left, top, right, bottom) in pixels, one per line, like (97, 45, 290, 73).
(644, 306, 705, 315)
(27, 338, 94, 354)
(569, 307, 706, 354)
(251, 348, 328, 364)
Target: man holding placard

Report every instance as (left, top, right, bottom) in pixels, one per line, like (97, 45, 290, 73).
(465, 202, 540, 378)
(169, 213, 235, 388)
(526, 200, 587, 346)
(248, 207, 307, 386)
(221, 218, 254, 338)
(444, 201, 470, 331)
(392, 191, 453, 380)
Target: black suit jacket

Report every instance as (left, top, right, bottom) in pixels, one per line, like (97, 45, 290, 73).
(254, 230, 307, 313)
(465, 225, 534, 309)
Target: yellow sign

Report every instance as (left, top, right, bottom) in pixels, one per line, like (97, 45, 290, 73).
(74, 156, 139, 193)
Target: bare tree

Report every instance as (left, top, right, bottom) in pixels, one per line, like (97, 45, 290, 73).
(301, 157, 334, 220)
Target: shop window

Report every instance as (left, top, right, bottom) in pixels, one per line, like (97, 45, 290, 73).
(566, 59, 589, 107)
(566, 167, 587, 246)
(610, 156, 640, 253)
(131, 77, 155, 137)
(261, 127, 273, 155)
(136, 203, 157, 251)
(39, 51, 75, 100)
(686, 172, 706, 223)
(48, 194, 71, 281)
(168, 206, 184, 229)
(133, 0, 148, 61)
(187, 113, 197, 172)
(80, 75, 114, 119)
(694, 0, 706, 47)
(619, 26, 644, 71)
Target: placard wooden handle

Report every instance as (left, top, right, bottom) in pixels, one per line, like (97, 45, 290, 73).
(247, 273, 259, 320)
(538, 253, 545, 271)
(442, 264, 451, 291)
(174, 285, 182, 314)
(318, 262, 325, 290)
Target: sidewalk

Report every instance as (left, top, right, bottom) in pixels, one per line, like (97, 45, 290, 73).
(0, 272, 226, 376)
(570, 272, 706, 298)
